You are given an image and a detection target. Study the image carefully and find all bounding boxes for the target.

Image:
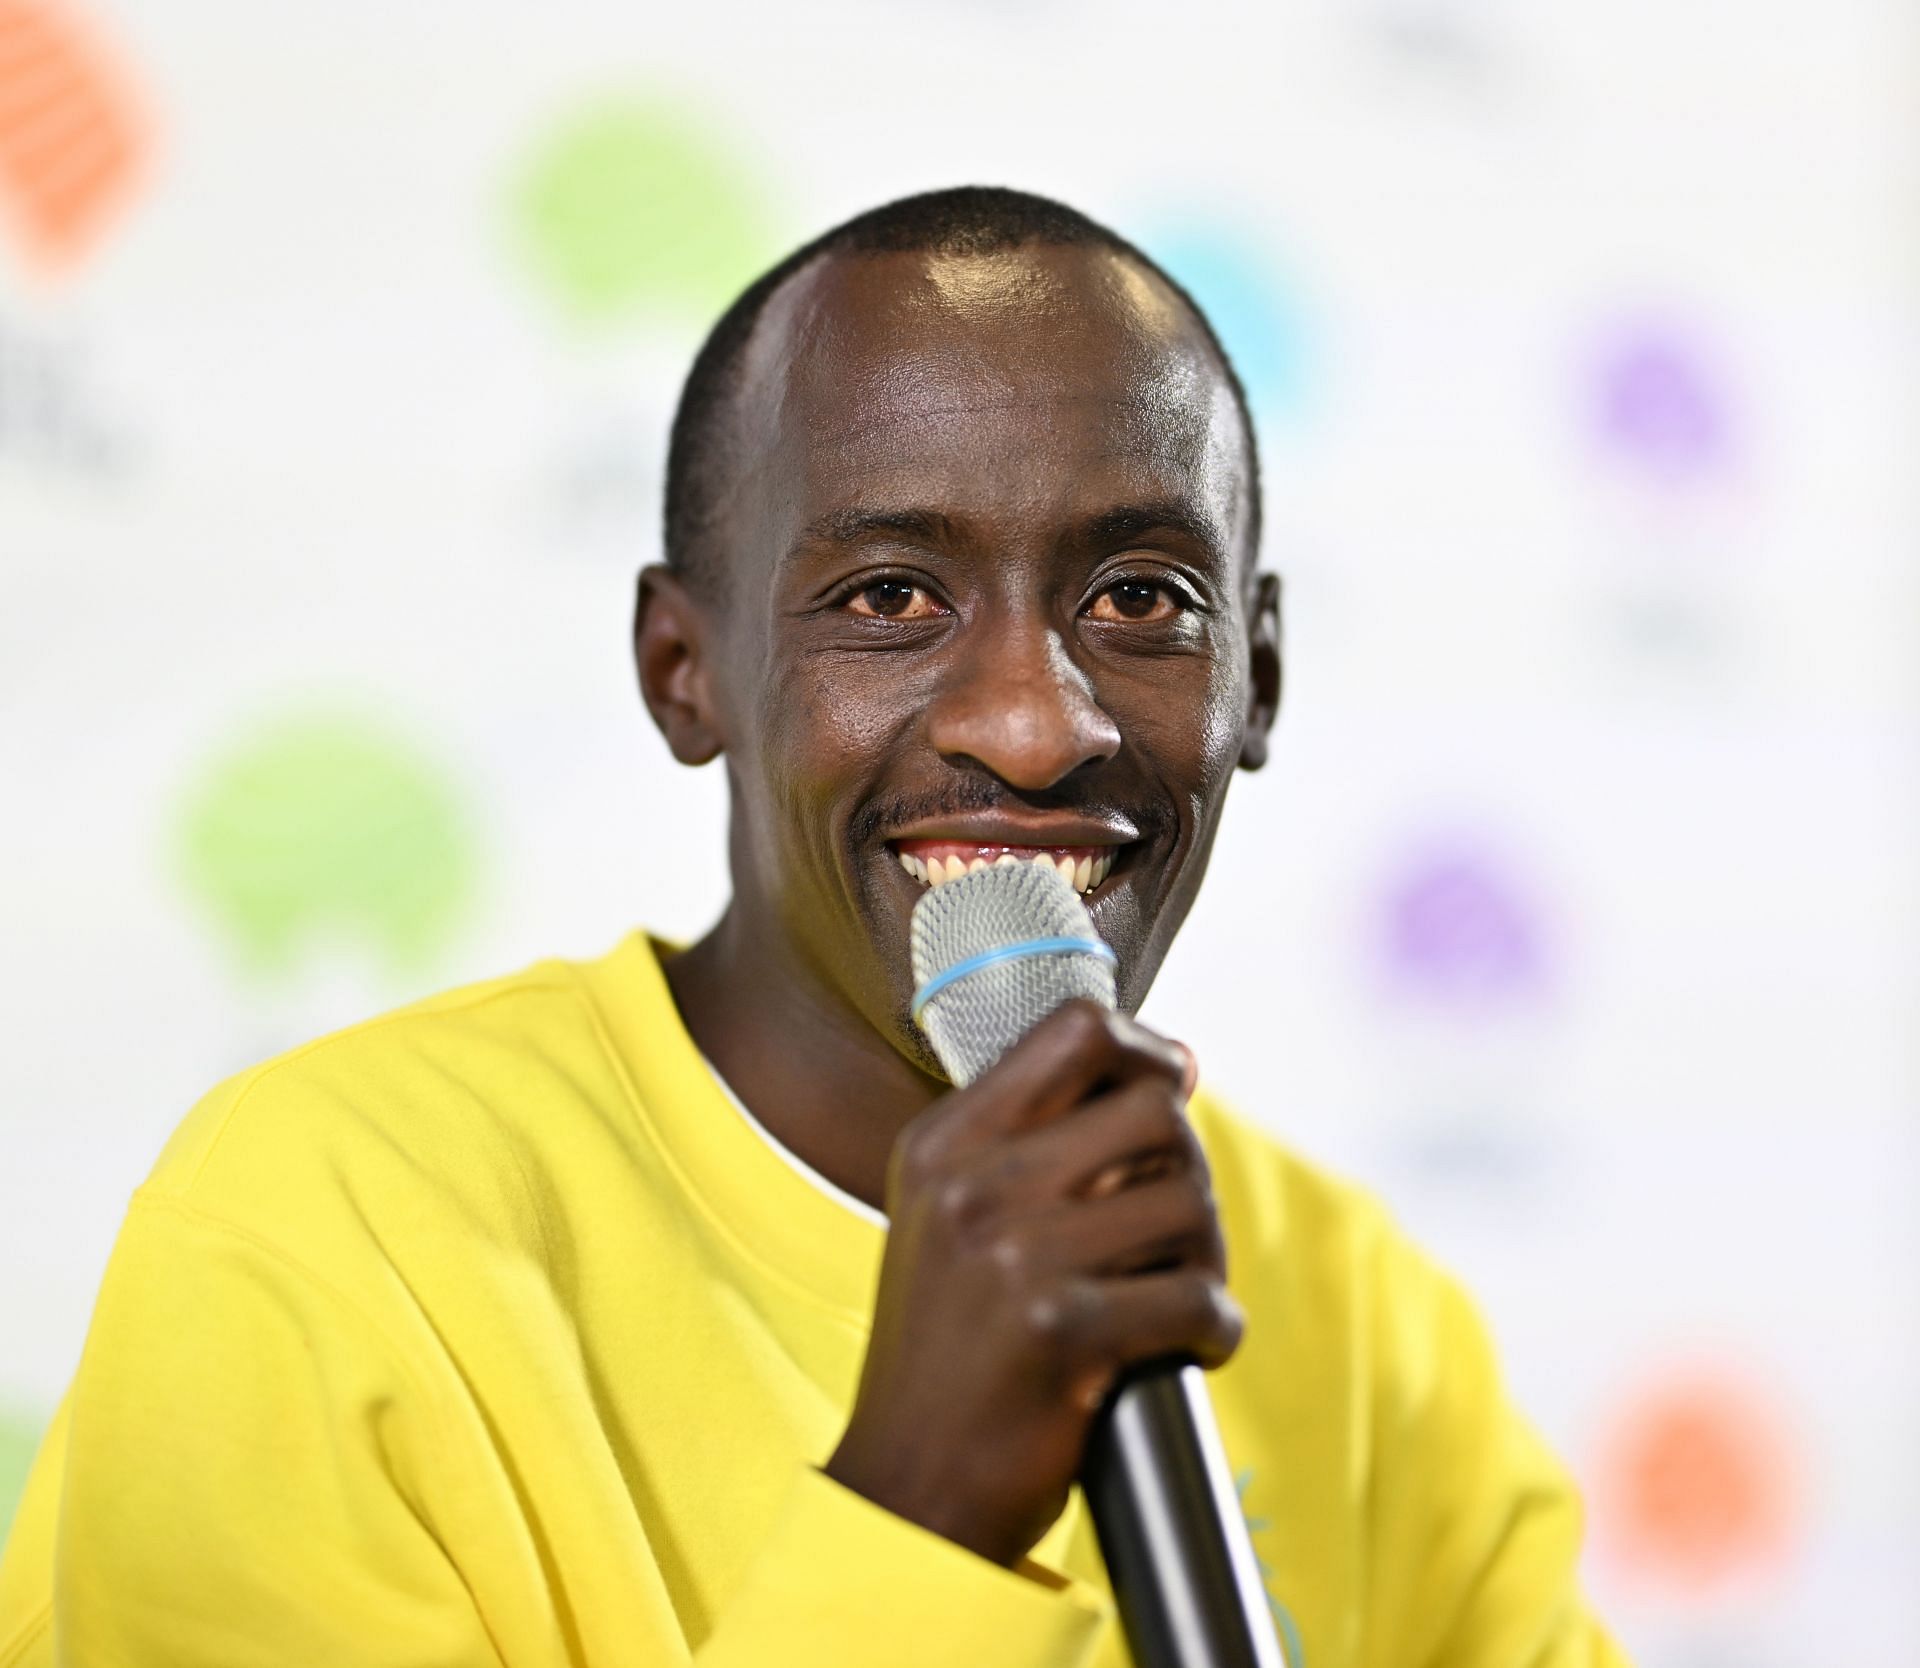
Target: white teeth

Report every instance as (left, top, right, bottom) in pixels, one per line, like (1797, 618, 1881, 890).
(902, 846, 1117, 893)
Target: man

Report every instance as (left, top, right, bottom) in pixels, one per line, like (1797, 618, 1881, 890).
(0, 187, 1626, 1666)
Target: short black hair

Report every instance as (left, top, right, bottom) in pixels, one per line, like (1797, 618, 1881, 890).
(662, 185, 1263, 593)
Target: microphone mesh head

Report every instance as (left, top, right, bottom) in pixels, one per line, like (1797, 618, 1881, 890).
(910, 861, 1117, 1087)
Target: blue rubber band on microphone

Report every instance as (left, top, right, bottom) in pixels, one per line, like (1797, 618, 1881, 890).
(910, 936, 1118, 1023)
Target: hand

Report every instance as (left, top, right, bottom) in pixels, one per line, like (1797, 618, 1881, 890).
(824, 1000, 1242, 1569)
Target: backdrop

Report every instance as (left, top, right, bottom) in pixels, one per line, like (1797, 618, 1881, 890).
(3, 2, 1917, 1662)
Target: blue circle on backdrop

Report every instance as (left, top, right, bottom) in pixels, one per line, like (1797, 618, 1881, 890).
(1140, 223, 1314, 426)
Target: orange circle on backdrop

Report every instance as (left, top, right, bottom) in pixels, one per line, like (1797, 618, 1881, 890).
(0, 0, 152, 278)
(1593, 1366, 1801, 1593)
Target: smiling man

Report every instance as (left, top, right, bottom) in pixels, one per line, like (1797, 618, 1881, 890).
(0, 188, 1626, 1668)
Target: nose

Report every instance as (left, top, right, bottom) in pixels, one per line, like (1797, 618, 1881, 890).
(924, 618, 1122, 791)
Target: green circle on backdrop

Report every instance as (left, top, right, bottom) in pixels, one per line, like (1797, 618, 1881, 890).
(176, 712, 479, 981)
(510, 92, 774, 326)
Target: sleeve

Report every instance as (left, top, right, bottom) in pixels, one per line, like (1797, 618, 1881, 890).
(53, 1194, 505, 1668)
(52, 1194, 1111, 1668)
(1361, 1214, 1634, 1668)
(694, 1467, 1110, 1668)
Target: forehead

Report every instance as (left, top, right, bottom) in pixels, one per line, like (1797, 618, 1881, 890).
(729, 244, 1249, 556)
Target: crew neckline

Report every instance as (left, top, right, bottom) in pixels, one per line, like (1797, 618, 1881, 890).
(574, 928, 1090, 1579)
(577, 930, 888, 1323)
(701, 1051, 890, 1231)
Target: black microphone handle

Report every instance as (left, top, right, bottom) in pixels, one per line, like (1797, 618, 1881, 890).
(1081, 1358, 1290, 1668)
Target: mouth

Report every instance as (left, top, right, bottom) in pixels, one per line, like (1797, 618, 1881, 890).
(889, 839, 1127, 898)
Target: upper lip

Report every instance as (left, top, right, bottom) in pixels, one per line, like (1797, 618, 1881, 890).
(884, 812, 1141, 848)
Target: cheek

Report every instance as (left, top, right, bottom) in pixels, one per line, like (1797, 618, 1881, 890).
(751, 653, 917, 860)
(759, 657, 906, 783)
(1197, 654, 1248, 790)
(1110, 645, 1247, 813)
(1196, 614, 1255, 775)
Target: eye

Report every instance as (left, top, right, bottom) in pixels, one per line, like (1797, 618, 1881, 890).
(844, 579, 948, 620)
(1086, 577, 1190, 623)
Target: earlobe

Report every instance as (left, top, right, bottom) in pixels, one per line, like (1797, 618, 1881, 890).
(634, 564, 725, 766)
(1238, 571, 1282, 772)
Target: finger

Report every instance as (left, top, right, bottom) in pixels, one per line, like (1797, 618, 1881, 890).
(976, 1077, 1207, 1208)
(920, 1001, 1188, 1167)
(1172, 1040, 1199, 1098)
(1082, 1144, 1185, 1204)
(1045, 1270, 1245, 1378)
(1013, 1171, 1224, 1281)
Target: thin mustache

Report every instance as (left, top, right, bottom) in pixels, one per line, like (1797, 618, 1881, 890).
(849, 779, 1179, 852)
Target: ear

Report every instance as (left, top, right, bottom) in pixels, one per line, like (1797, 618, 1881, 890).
(1238, 570, 1282, 771)
(634, 564, 725, 766)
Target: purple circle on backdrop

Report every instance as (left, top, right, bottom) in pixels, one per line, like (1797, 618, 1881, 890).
(1593, 325, 1730, 484)
(1379, 844, 1549, 1008)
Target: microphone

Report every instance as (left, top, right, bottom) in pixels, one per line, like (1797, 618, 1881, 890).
(909, 861, 1289, 1668)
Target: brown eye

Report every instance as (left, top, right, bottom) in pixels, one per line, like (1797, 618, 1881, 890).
(1088, 579, 1181, 623)
(847, 580, 943, 620)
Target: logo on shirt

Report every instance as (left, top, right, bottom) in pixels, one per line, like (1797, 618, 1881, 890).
(1237, 1466, 1307, 1667)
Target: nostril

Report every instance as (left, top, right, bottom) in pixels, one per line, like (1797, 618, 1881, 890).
(927, 667, 1121, 792)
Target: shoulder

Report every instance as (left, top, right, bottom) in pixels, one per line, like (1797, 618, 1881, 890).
(1185, 1086, 1401, 1277)
(1188, 1085, 1573, 1488)
(1186, 1086, 1497, 1389)
(140, 951, 629, 1249)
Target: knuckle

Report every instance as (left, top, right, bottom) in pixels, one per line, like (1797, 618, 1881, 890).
(1056, 998, 1115, 1050)
(1183, 1133, 1214, 1191)
(1202, 1219, 1230, 1280)
(1162, 1190, 1209, 1252)
(1110, 1012, 1180, 1070)
(982, 1141, 1031, 1191)
(985, 1230, 1033, 1284)
(1197, 1281, 1245, 1359)
(1022, 1289, 1068, 1346)
(1143, 1086, 1187, 1145)
(1164, 1121, 1215, 1199)
(1178, 1168, 1217, 1222)
(1023, 1279, 1094, 1351)
(932, 1170, 992, 1234)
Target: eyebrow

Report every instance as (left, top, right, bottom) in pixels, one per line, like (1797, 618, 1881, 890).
(791, 507, 961, 554)
(790, 499, 1229, 568)
(1078, 500, 1228, 566)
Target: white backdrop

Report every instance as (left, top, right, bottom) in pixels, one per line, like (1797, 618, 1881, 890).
(3, 2, 1917, 1662)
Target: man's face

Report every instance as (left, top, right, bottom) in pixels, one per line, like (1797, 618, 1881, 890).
(688, 243, 1277, 1071)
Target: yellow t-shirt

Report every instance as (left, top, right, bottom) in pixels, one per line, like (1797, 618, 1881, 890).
(0, 932, 1628, 1667)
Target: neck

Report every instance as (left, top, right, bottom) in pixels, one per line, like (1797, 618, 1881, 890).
(662, 903, 944, 1213)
